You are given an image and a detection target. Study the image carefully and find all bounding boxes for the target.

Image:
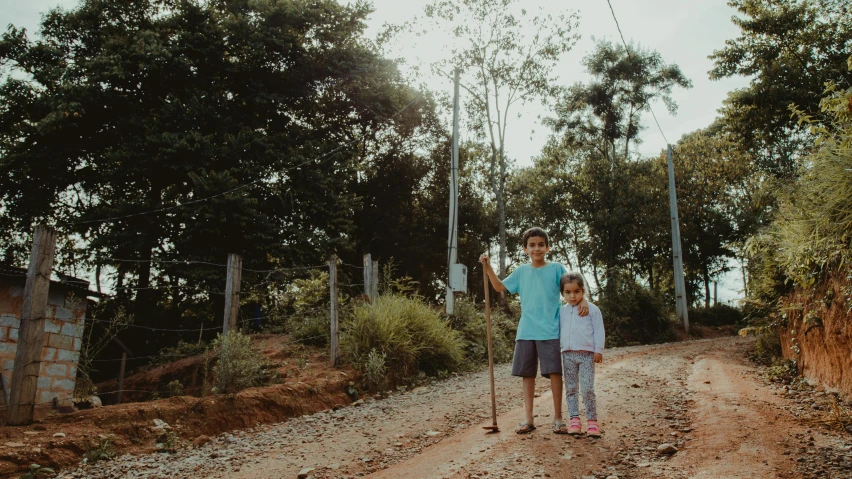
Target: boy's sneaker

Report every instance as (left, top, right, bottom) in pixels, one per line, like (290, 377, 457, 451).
(567, 417, 582, 435)
(586, 420, 601, 437)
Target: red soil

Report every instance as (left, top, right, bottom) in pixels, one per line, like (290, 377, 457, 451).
(0, 334, 359, 478)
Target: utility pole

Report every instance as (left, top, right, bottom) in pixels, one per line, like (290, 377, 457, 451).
(7, 225, 57, 426)
(667, 145, 689, 334)
(329, 256, 339, 367)
(446, 68, 461, 315)
(714, 281, 718, 306)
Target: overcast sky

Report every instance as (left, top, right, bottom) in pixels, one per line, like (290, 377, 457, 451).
(0, 0, 749, 301)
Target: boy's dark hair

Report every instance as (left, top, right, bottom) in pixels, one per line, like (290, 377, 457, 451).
(522, 227, 550, 247)
(560, 272, 585, 291)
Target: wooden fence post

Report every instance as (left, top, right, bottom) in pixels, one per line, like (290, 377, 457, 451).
(371, 260, 379, 299)
(329, 256, 339, 367)
(363, 254, 372, 301)
(109, 335, 133, 404)
(222, 254, 242, 336)
(7, 225, 57, 426)
(116, 352, 127, 404)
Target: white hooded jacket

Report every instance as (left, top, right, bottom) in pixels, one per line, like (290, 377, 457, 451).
(559, 301, 605, 354)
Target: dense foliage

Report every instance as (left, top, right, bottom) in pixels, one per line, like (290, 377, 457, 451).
(745, 58, 852, 315)
(0, 0, 494, 362)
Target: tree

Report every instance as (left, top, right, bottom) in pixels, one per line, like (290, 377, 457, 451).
(419, 0, 580, 278)
(550, 40, 691, 160)
(350, 130, 497, 302)
(710, 0, 852, 179)
(0, 0, 429, 345)
(544, 41, 690, 292)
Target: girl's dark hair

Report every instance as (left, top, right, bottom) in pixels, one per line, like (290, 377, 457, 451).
(560, 272, 585, 291)
(522, 227, 549, 247)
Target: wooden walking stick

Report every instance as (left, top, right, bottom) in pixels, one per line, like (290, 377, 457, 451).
(482, 267, 499, 432)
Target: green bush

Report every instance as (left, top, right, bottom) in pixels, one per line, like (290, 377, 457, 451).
(688, 304, 744, 327)
(363, 348, 388, 391)
(447, 297, 514, 366)
(84, 436, 117, 464)
(765, 357, 798, 384)
(211, 332, 274, 394)
(749, 327, 783, 365)
(598, 275, 675, 347)
(342, 295, 464, 382)
(745, 59, 852, 315)
(167, 380, 184, 397)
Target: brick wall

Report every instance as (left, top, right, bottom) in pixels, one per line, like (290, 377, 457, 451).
(0, 280, 87, 407)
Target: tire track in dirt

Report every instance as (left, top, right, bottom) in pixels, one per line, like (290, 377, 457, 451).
(648, 345, 801, 479)
(369, 337, 813, 479)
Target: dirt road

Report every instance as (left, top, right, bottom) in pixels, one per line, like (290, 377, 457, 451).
(68, 336, 852, 479)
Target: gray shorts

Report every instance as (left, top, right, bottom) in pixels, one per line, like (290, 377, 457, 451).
(511, 339, 563, 378)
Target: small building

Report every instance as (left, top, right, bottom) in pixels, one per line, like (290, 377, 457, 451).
(0, 265, 98, 408)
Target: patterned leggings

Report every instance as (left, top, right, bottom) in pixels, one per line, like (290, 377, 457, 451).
(562, 350, 597, 420)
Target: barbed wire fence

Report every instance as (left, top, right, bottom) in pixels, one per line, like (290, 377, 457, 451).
(1, 225, 383, 414)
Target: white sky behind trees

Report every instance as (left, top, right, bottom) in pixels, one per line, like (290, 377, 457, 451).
(0, 0, 750, 302)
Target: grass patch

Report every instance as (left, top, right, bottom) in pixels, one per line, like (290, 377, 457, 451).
(84, 436, 118, 464)
(447, 297, 515, 365)
(747, 327, 783, 365)
(342, 295, 464, 385)
(764, 358, 799, 384)
(212, 331, 275, 394)
(363, 348, 388, 391)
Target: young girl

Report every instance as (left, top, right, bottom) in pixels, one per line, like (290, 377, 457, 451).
(559, 272, 605, 436)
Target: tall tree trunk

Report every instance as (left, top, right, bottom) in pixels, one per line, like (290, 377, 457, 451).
(569, 223, 586, 280)
(497, 191, 511, 314)
(95, 263, 102, 294)
(648, 264, 655, 292)
(591, 263, 601, 299)
(497, 192, 507, 279)
(703, 262, 711, 308)
(135, 239, 155, 322)
(116, 264, 128, 300)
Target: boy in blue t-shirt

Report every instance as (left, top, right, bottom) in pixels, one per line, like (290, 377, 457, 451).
(480, 227, 588, 434)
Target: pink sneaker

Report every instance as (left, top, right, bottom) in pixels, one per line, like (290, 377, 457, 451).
(567, 417, 582, 435)
(586, 420, 601, 437)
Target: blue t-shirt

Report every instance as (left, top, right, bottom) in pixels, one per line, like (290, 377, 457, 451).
(502, 262, 567, 340)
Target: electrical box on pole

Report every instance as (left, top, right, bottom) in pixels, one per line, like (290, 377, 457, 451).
(450, 264, 467, 293)
(446, 68, 465, 314)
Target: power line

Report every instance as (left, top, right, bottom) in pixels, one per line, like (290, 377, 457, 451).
(648, 108, 670, 146)
(95, 257, 329, 274)
(605, 0, 670, 146)
(83, 308, 329, 334)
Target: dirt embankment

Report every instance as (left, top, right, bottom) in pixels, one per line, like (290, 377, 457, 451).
(0, 334, 359, 478)
(780, 273, 852, 398)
